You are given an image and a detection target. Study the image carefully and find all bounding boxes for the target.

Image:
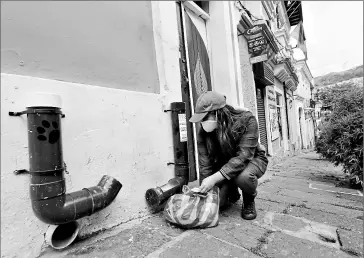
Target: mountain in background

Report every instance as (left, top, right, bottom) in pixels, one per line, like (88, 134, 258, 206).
(314, 65, 363, 88)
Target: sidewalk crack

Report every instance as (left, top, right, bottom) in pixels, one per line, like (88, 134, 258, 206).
(250, 229, 274, 258)
(199, 232, 253, 254)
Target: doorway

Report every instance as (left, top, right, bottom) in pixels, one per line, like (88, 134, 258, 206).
(176, 2, 212, 182)
(276, 93, 283, 148)
(299, 107, 304, 149)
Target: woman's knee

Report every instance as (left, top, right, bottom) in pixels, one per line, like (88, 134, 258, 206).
(235, 173, 256, 188)
(234, 166, 259, 194)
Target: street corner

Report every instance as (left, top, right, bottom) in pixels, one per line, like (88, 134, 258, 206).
(141, 212, 187, 238)
(259, 231, 354, 258)
(150, 230, 261, 258)
(217, 198, 285, 228)
(307, 182, 363, 200)
(199, 218, 267, 251)
(255, 197, 288, 214)
(39, 214, 186, 258)
(258, 211, 346, 248)
(287, 205, 363, 234)
(298, 201, 363, 219)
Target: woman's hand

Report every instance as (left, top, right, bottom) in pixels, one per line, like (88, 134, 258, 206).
(199, 172, 225, 193)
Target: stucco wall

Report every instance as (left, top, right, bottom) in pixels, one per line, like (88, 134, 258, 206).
(1, 1, 159, 93)
(296, 70, 312, 100)
(208, 2, 243, 108)
(237, 35, 258, 117)
(1, 2, 182, 257)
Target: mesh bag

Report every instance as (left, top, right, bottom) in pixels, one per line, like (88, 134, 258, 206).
(163, 185, 219, 229)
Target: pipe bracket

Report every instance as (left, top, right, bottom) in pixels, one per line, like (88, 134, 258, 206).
(167, 162, 189, 168)
(163, 107, 186, 113)
(13, 169, 29, 175)
(9, 110, 65, 118)
(28, 168, 64, 175)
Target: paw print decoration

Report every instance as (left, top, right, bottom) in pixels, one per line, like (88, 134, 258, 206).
(36, 120, 60, 144)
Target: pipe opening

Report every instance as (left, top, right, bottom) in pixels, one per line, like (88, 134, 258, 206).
(146, 188, 162, 210)
(46, 221, 80, 250)
(145, 177, 186, 213)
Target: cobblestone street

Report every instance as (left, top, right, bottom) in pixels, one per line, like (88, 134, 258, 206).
(40, 151, 363, 258)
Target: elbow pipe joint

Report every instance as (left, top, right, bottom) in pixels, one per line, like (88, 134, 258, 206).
(31, 175, 122, 225)
(25, 105, 122, 225)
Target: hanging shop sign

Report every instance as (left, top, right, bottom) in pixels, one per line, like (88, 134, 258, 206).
(243, 24, 269, 63)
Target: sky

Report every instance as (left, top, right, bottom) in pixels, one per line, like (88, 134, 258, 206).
(299, 1, 363, 77)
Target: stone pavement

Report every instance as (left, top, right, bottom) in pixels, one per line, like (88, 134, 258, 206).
(39, 151, 363, 258)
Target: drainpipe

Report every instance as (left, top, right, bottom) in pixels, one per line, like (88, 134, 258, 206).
(10, 93, 122, 249)
(145, 102, 189, 213)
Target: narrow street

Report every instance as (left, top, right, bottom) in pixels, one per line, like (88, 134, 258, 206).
(39, 151, 363, 258)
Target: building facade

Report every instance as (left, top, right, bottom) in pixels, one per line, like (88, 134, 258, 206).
(1, 1, 315, 257)
(235, 1, 315, 155)
(294, 60, 315, 149)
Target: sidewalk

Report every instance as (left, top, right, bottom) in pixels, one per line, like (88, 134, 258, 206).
(39, 151, 363, 258)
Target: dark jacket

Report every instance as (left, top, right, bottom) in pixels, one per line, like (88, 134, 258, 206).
(197, 110, 268, 182)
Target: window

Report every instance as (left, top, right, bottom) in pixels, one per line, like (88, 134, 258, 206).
(276, 93, 283, 145)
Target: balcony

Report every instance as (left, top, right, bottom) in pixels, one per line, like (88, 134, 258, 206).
(274, 62, 290, 82)
(285, 78, 298, 91)
(274, 58, 299, 91)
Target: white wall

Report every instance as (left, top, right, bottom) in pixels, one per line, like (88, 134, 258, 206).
(1, 1, 160, 93)
(291, 60, 315, 150)
(1, 2, 182, 257)
(208, 1, 242, 107)
(233, 3, 258, 116)
(242, 1, 264, 20)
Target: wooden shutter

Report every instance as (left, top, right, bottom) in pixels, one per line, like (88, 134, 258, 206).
(256, 88, 268, 152)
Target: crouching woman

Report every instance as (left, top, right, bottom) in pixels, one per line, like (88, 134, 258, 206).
(189, 91, 268, 220)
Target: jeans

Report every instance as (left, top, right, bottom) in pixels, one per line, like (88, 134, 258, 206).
(217, 162, 265, 207)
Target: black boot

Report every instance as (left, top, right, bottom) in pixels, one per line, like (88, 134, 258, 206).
(241, 193, 257, 220)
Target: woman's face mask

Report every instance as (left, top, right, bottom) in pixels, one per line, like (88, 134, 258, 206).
(201, 112, 218, 132)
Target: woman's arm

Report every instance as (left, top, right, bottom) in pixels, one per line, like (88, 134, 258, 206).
(197, 130, 213, 182)
(218, 115, 259, 180)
